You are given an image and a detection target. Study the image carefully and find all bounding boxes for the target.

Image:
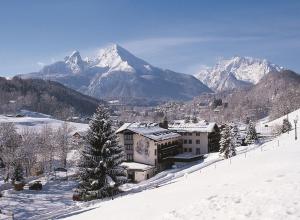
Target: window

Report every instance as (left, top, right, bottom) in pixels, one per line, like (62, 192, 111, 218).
(124, 134, 133, 140)
(189, 139, 192, 144)
(127, 154, 133, 161)
(154, 149, 157, 156)
(155, 159, 157, 166)
(184, 148, 187, 152)
(196, 132, 200, 136)
(125, 144, 133, 150)
(184, 139, 187, 144)
(189, 148, 192, 152)
(196, 140, 200, 145)
(188, 132, 193, 136)
(196, 148, 200, 155)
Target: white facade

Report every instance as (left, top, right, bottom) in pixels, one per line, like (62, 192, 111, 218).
(180, 131, 209, 154)
(168, 120, 219, 155)
(121, 162, 155, 182)
(117, 123, 182, 182)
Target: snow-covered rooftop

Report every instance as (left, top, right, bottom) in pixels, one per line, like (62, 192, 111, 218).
(168, 120, 217, 133)
(121, 162, 154, 171)
(116, 122, 181, 141)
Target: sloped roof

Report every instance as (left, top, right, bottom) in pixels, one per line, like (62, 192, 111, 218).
(121, 162, 154, 171)
(116, 122, 181, 141)
(168, 120, 217, 133)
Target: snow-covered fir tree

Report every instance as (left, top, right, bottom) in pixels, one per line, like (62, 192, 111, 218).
(231, 124, 241, 148)
(281, 118, 292, 133)
(245, 121, 258, 144)
(219, 124, 236, 159)
(11, 163, 24, 183)
(76, 105, 127, 201)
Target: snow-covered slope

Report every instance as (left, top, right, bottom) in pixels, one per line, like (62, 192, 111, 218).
(260, 107, 300, 130)
(64, 130, 300, 220)
(22, 44, 212, 101)
(0, 114, 88, 134)
(195, 56, 283, 92)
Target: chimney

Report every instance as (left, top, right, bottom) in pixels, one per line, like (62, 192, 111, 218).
(159, 115, 168, 129)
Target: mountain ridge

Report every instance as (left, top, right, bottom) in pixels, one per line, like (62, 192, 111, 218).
(194, 56, 283, 92)
(21, 44, 213, 102)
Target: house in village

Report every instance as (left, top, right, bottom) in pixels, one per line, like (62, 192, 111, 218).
(168, 119, 220, 155)
(116, 122, 182, 182)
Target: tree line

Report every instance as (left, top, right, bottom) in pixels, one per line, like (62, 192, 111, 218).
(0, 122, 77, 182)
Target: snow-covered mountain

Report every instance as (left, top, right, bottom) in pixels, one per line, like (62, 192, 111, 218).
(22, 44, 212, 102)
(194, 56, 283, 92)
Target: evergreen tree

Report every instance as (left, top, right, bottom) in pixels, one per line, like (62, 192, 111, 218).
(231, 124, 241, 148)
(281, 118, 292, 133)
(11, 163, 24, 183)
(184, 116, 190, 123)
(76, 105, 127, 201)
(245, 121, 258, 144)
(219, 124, 236, 159)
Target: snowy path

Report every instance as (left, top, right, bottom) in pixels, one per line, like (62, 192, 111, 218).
(63, 132, 300, 220)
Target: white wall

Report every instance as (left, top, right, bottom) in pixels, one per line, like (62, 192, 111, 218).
(133, 134, 157, 166)
(117, 133, 125, 146)
(134, 168, 155, 182)
(182, 132, 208, 154)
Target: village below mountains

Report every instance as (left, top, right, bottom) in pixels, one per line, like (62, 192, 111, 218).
(0, 44, 300, 219)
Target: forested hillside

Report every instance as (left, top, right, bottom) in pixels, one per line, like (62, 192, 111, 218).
(0, 77, 102, 118)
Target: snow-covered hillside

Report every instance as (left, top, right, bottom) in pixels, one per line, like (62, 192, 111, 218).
(0, 114, 88, 134)
(263, 108, 300, 129)
(62, 129, 300, 220)
(195, 56, 283, 91)
(21, 44, 212, 101)
(1, 111, 299, 220)
(256, 108, 300, 135)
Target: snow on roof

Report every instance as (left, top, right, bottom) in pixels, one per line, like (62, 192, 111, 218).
(168, 120, 217, 133)
(121, 162, 154, 171)
(116, 122, 181, 141)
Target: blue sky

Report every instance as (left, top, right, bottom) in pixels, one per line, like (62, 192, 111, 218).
(1, 0, 300, 76)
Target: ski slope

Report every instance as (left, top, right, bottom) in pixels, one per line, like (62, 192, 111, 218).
(64, 130, 300, 220)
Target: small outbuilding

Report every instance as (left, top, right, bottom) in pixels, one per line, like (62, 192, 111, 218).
(121, 162, 155, 182)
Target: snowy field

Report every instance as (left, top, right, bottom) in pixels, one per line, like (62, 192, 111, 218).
(0, 177, 77, 219)
(264, 108, 300, 129)
(0, 114, 88, 134)
(1, 112, 299, 220)
(0, 143, 259, 219)
(62, 131, 300, 220)
(257, 108, 300, 135)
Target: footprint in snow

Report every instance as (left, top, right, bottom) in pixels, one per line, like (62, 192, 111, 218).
(207, 195, 218, 200)
(234, 198, 241, 204)
(244, 211, 252, 217)
(286, 207, 296, 215)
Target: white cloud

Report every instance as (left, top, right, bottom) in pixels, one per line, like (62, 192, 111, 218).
(120, 36, 261, 56)
(37, 62, 45, 67)
(183, 63, 212, 75)
(121, 37, 210, 55)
